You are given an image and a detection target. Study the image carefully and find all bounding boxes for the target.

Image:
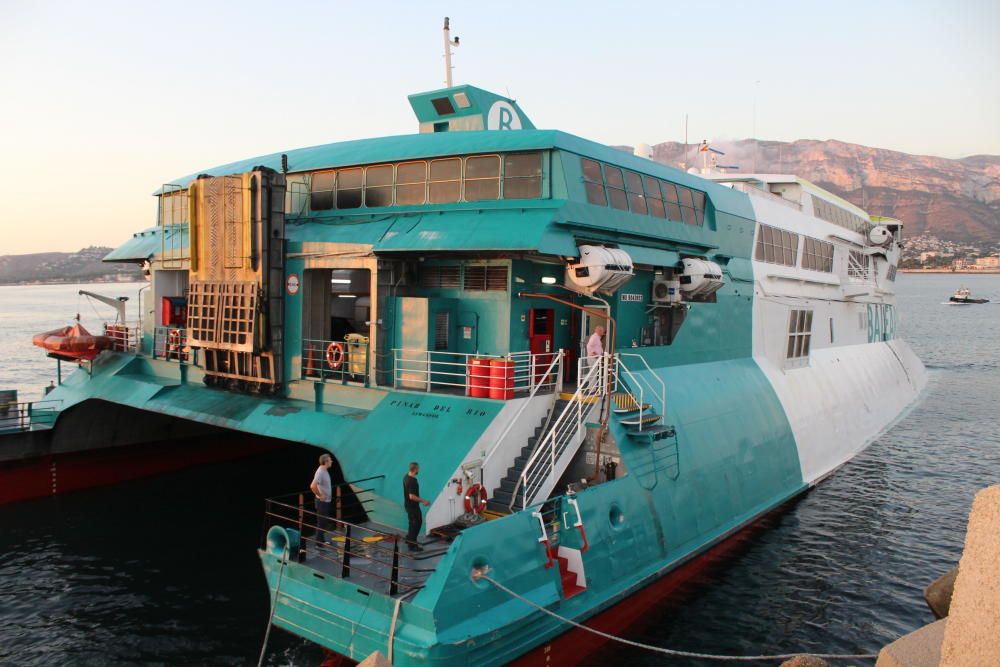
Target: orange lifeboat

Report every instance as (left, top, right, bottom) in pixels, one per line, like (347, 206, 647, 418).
(32, 323, 113, 361)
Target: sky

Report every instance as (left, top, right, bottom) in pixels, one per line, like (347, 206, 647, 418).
(0, 0, 998, 255)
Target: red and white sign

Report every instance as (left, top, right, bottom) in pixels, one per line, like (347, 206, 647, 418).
(286, 273, 300, 295)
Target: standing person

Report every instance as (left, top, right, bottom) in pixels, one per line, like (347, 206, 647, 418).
(402, 462, 430, 552)
(310, 453, 334, 547)
(585, 324, 606, 387)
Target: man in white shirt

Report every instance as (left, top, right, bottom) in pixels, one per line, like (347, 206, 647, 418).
(310, 453, 334, 546)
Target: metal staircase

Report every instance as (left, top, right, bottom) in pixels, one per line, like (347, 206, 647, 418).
(499, 357, 607, 513)
(484, 353, 674, 515)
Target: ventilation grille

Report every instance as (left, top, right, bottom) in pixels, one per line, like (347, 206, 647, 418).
(420, 266, 461, 289)
(463, 265, 508, 291)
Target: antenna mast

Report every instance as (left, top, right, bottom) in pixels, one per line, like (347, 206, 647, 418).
(443, 17, 460, 87)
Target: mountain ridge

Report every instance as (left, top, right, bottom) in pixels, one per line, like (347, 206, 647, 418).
(646, 138, 999, 243)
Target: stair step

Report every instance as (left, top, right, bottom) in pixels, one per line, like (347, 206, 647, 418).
(619, 413, 661, 427)
(492, 488, 513, 505)
(613, 403, 650, 415)
(481, 508, 508, 521)
(626, 424, 675, 440)
(499, 478, 518, 493)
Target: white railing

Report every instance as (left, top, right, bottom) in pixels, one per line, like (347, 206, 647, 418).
(512, 355, 607, 511)
(616, 353, 667, 423)
(391, 349, 562, 397)
(481, 351, 564, 480)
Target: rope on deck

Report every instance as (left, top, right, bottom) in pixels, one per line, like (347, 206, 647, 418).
(257, 546, 290, 667)
(478, 573, 879, 663)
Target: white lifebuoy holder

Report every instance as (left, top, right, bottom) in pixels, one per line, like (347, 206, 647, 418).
(325, 342, 345, 370)
(464, 483, 488, 514)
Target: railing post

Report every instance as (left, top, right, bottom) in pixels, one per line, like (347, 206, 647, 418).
(335, 485, 343, 531)
(296, 493, 306, 562)
(390, 538, 400, 596)
(341, 523, 352, 579)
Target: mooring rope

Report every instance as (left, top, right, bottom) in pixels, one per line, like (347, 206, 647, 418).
(257, 545, 290, 667)
(478, 573, 879, 663)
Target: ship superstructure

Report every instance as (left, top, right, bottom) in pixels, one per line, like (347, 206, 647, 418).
(4, 80, 925, 664)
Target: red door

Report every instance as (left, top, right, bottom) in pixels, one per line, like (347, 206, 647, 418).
(529, 308, 555, 383)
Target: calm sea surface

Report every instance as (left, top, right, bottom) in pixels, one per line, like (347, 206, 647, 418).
(1, 275, 998, 666)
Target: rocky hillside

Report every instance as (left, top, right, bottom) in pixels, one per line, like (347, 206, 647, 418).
(0, 247, 145, 285)
(649, 139, 1000, 243)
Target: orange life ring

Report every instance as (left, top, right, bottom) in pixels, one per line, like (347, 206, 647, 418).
(325, 342, 345, 370)
(463, 483, 488, 515)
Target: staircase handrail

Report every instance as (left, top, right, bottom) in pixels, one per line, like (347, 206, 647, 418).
(512, 354, 606, 511)
(612, 359, 647, 431)
(616, 352, 666, 418)
(481, 350, 563, 472)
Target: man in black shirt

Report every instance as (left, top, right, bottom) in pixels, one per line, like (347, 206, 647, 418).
(403, 461, 430, 552)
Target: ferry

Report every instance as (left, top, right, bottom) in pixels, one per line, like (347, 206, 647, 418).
(1, 23, 926, 666)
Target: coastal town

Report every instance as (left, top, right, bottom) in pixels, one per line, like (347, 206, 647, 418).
(901, 234, 1000, 272)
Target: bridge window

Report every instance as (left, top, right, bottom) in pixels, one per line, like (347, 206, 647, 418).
(678, 187, 698, 225)
(429, 158, 461, 203)
(691, 190, 706, 225)
(625, 171, 647, 215)
(581, 158, 606, 206)
(604, 165, 628, 211)
(503, 152, 542, 199)
(802, 237, 834, 272)
(643, 175, 665, 218)
(755, 223, 799, 266)
(464, 155, 501, 201)
(336, 168, 363, 209)
(310, 171, 336, 211)
(396, 161, 428, 205)
(364, 164, 394, 207)
(660, 182, 682, 221)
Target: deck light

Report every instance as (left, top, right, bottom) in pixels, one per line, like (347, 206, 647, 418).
(541, 276, 557, 285)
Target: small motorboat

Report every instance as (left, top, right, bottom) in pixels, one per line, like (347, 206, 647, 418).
(948, 287, 989, 304)
(32, 323, 114, 361)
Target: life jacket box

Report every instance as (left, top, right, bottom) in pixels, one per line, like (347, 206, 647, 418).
(161, 297, 188, 327)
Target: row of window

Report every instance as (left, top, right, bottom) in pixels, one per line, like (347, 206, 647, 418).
(755, 223, 800, 266)
(813, 197, 870, 234)
(309, 153, 543, 211)
(755, 224, 840, 274)
(580, 158, 706, 225)
(802, 237, 835, 272)
(419, 265, 509, 292)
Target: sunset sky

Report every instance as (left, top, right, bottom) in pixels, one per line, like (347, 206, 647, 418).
(1, 0, 997, 255)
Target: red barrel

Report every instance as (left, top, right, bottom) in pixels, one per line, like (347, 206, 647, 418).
(489, 360, 515, 400)
(468, 358, 492, 398)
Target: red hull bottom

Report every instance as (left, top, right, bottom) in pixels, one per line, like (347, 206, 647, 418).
(0, 436, 281, 505)
(510, 503, 795, 666)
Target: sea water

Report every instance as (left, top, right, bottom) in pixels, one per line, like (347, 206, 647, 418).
(1, 275, 998, 665)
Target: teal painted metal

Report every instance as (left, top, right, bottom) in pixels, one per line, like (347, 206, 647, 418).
(102, 225, 188, 263)
(407, 85, 536, 131)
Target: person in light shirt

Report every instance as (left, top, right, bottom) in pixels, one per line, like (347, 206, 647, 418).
(586, 325, 605, 357)
(584, 325, 605, 388)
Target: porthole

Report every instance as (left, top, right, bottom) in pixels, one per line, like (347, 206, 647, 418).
(609, 504, 625, 530)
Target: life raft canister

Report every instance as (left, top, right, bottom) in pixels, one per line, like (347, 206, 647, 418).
(463, 483, 488, 514)
(325, 342, 345, 370)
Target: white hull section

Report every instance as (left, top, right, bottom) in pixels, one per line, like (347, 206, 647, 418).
(759, 339, 926, 484)
(744, 192, 927, 485)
